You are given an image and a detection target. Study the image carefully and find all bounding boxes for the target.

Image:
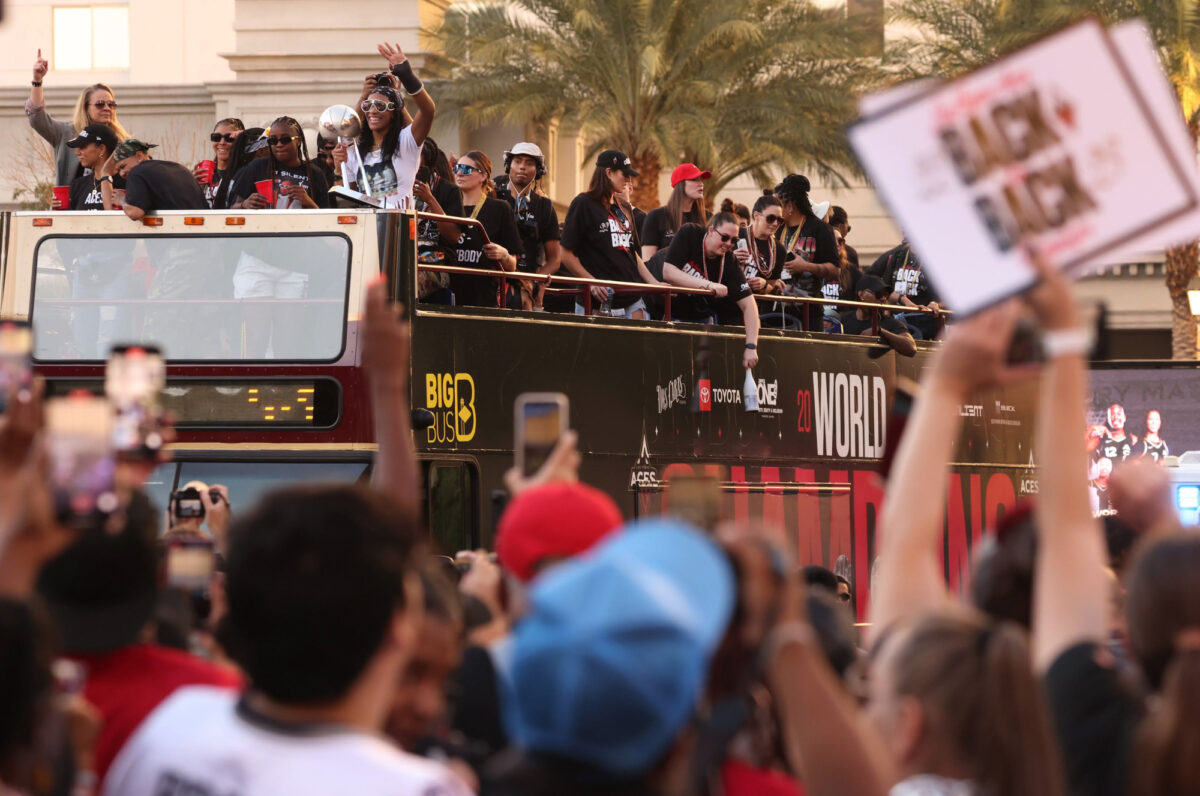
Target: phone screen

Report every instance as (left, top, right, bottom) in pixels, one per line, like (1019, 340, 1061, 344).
(520, 401, 564, 477)
(46, 394, 117, 526)
(0, 321, 33, 416)
(106, 345, 165, 457)
(166, 540, 215, 591)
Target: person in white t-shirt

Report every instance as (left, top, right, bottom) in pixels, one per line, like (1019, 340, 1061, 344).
(103, 485, 472, 796)
(334, 42, 436, 208)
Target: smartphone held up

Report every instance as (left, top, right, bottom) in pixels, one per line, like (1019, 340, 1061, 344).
(514, 392, 569, 478)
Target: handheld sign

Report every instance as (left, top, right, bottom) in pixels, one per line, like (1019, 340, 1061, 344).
(849, 19, 1199, 316)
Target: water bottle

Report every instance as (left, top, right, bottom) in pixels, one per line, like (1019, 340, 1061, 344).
(600, 287, 613, 316)
(743, 368, 759, 412)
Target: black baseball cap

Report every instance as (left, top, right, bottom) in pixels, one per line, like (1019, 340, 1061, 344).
(36, 491, 161, 653)
(66, 123, 118, 154)
(596, 149, 639, 177)
(857, 274, 887, 297)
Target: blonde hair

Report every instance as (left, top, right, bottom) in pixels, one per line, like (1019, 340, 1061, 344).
(71, 83, 129, 139)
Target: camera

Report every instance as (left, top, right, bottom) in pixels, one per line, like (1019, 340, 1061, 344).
(374, 71, 393, 86)
(171, 487, 223, 521)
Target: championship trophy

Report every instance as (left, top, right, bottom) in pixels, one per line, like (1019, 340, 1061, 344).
(318, 105, 379, 208)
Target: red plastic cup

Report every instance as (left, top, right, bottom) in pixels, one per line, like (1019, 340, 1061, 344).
(197, 159, 216, 184)
(112, 189, 125, 210)
(52, 185, 69, 210)
(254, 179, 275, 205)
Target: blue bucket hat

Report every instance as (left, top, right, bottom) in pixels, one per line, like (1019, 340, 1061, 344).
(502, 519, 735, 778)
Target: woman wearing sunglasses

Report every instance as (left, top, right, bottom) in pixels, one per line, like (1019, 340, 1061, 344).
(657, 213, 760, 367)
(26, 48, 130, 187)
(735, 191, 789, 296)
(332, 42, 436, 208)
(447, 151, 523, 308)
(227, 117, 330, 210)
(193, 118, 245, 208)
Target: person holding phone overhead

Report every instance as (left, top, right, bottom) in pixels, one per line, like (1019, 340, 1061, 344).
(449, 151, 523, 308)
(226, 117, 330, 210)
(26, 48, 130, 187)
(333, 42, 436, 208)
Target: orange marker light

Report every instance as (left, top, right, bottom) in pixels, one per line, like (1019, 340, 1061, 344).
(184, 217, 204, 226)
(226, 217, 246, 226)
(32, 218, 52, 227)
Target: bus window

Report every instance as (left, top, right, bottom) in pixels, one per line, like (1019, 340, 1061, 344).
(142, 461, 179, 521)
(30, 234, 350, 362)
(425, 461, 478, 555)
(175, 460, 370, 515)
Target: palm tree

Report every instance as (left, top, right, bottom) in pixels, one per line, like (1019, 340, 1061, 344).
(427, 0, 877, 209)
(891, 0, 1200, 358)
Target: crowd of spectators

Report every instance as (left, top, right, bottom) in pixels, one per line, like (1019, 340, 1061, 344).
(25, 44, 945, 346)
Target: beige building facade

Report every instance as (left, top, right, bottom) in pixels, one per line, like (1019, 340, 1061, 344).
(0, 0, 1174, 352)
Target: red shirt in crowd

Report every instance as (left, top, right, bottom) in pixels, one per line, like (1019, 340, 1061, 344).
(68, 643, 243, 783)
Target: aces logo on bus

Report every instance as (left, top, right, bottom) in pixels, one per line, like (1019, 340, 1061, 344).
(424, 372, 476, 443)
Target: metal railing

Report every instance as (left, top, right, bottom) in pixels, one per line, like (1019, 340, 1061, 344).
(752, 293, 952, 335)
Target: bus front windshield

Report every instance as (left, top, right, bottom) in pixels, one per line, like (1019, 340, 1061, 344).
(30, 233, 351, 362)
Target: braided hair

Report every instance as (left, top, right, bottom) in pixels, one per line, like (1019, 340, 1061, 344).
(356, 86, 405, 165)
(267, 116, 316, 192)
(774, 174, 814, 219)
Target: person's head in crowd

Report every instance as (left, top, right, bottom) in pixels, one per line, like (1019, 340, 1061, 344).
(829, 205, 851, 239)
(111, 138, 157, 179)
(1125, 533, 1200, 792)
(36, 491, 160, 653)
(454, 150, 495, 200)
(667, 162, 710, 230)
(587, 149, 638, 207)
(315, 135, 337, 176)
(802, 564, 840, 595)
(266, 116, 315, 179)
(867, 611, 1065, 795)
(208, 117, 245, 172)
(495, 481, 623, 583)
(857, 273, 889, 303)
(66, 123, 118, 174)
(497, 520, 735, 791)
(774, 173, 816, 223)
(971, 502, 1037, 630)
(720, 198, 751, 228)
(71, 82, 129, 140)
(218, 484, 421, 720)
(704, 212, 740, 259)
(386, 563, 463, 751)
(243, 127, 269, 160)
(504, 142, 546, 193)
(421, 137, 453, 183)
(749, 190, 784, 240)
(835, 574, 853, 606)
(358, 84, 406, 163)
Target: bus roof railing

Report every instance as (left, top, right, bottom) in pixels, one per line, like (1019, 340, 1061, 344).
(751, 293, 952, 333)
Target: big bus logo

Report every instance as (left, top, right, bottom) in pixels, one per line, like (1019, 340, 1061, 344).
(796, 389, 812, 433)
(424, 372, 476, 443)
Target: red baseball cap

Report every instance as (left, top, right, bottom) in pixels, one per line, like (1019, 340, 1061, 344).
(496, 482, 623, 582)
(670, 163, 711, 187)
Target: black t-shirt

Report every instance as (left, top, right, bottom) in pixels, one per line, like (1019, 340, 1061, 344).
(560, 194, 643, 309)
(415, 174, 463, 266)
(777, 216, 839, 297)
(1095, 432, 1135, 465)
(821, 265, 862, 307)
(739, 228, 786, 283)
(840, 310, 908, 336)
(496, 179, 560, 273)
(69, 173, 107, 211)
(871, 243, 939, 307)
(226, 158, 331, 209)
(663, 224, 751, 322)
(123, 160, 208, 213)
(641, 205, 703, 251)
(1044, 642, 1143, 796)
(450, 197, 524, 308)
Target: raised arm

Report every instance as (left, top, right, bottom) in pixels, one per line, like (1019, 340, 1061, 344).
(25, 48, 69, 147)
(870, 301, 1019, 633)
(379, 43, 435, 147)
(1029, 259, 1108, 672)
(363, 276, 420, 522)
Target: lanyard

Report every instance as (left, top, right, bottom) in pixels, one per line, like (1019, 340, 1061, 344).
(467, 196, 486, 221)
(782, 222, 805, 255)
(745, 229, 775, 277)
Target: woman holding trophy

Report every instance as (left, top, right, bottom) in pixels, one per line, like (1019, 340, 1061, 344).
(332, 42, 437, 208)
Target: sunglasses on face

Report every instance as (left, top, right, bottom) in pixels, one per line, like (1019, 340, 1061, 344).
(91, 100, 118, 109)
(361, 99, 396, 113)
(453, 164, 479, 176)
(210, 132, 239, 143)
(762, 213, 783, 225)
(268, 135, 300, 146)
(712, 231, 736, 243)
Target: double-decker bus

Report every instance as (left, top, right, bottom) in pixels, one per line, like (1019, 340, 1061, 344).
(0, 207, 1040, 617)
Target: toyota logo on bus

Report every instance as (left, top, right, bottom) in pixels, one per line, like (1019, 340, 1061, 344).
(698, 379, 712, 412)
